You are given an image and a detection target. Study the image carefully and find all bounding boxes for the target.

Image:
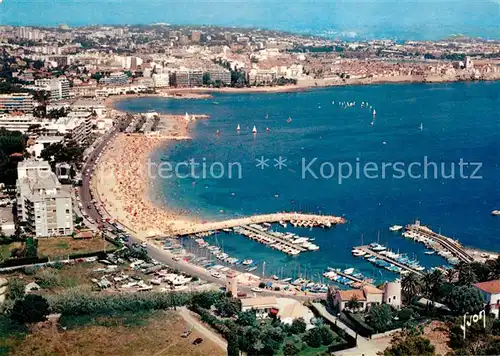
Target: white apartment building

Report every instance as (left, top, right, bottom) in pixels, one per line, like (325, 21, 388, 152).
(52, 112, 92, 145)
(16, 160, 73, 237)
(28, 136, 64, 158)
(152, 73, 170, 87)
(0, 114, 51, 133)
(99, 72, 129, 86)
(0, 93, 34, 113)
(49, 77, 70, 100)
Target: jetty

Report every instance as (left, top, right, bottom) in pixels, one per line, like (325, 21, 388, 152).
(354, 245, 423, 276)
(404, 221, 473, 263)
(174, 213, 345, 236)
(237, 225, 307, 254)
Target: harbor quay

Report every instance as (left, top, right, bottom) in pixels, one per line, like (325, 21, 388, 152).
(172, 212, 346, 236)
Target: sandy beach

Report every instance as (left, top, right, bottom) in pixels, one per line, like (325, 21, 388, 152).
(92, 114, 204, 238)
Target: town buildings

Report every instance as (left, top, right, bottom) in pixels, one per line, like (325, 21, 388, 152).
(0, 93, 34, 113)
(16, 160, 74, 237)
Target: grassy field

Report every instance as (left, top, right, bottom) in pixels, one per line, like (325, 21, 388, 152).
(0, 311, 225, 356)
(37, 237, 115, 259)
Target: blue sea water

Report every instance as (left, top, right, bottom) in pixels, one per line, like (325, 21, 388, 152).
(115, 82, 500, 282)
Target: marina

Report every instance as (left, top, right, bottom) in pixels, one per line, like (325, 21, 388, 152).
(352, 244, 424, 276)
(235, 224, 319, 255)
(323, 267, 374, 288)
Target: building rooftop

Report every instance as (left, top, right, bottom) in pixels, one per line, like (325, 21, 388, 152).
(338, 289, 366, 301)
(363, 285, 384, 295)
(474, 280, 500, 294)
(241, 296, 278, 308)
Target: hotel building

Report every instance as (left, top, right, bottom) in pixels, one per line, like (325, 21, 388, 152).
(0, 93, 34, 113)
(16, 160, 73, 237)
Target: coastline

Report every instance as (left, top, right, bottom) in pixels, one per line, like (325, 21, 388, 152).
(105, 75, 500, 108)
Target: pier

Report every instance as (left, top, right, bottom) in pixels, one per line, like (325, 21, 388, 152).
(238, 225, 307, 253)
(354, 245, 423, 276)
(173, 213, 345, 236)
(405, 221, 474, 263)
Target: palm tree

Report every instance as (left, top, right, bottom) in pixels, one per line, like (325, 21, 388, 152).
(445, 268, 457, 283)
(402, 273, 422, 302)
(346, 295, 361, 312)
(420, 270, 443, 301)
(457, 262, 478, 286)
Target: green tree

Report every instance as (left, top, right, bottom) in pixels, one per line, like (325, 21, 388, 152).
(10, 294, 49, 324)
(227, 327, 240, 356)
(290, 317, 307, 334)
(346, 295, 362, 312)
(7, 279, 25, 301)
(445, 268, 457, 283)
(202, 72, 211, 85)
(216, 297, 241, 318)
(470, 262, 492, 282)
(446, 285, 484, 315)
(421, 270, 443, 302)
(402, 273, 422, 302)
(283, 341, 301, 355)
(303, 327, 323, 348)
(383, 334, 435, 356)
(317, 325, 335, 345)
(486, 256, 500, 280)
(237, 310, 256, 327)
(457, 262, 478, 286)
(367, 304, 393, 333)
(190, 291, 221, 309)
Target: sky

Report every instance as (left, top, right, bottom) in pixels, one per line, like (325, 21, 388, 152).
(1, 0, 499, 40)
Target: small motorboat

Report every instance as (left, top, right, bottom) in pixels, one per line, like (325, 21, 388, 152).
(424, 250, 435, 255)
(343, 268, 354, 275)
(286, 117, 292, 123)
(252, 125, 257, 134)
(389, 225, 403, 232)
(492, 210, 500, 216)
(216, 130, 221, 136)
(236, 124, 240, 132)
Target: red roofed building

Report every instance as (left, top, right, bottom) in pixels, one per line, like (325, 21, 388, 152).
(474, 279, 500, 318)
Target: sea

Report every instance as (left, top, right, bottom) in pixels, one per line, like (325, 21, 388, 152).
(115, 81, 500, 283)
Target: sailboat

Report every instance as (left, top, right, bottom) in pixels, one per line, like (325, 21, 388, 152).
(265, 113, 269, 119)
(236, 124, 240, 132)
(419, 122, 423, 131)
(252, 125, 257, 134)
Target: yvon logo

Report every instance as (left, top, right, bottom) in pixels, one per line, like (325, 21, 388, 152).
(460, 310, 486, 339)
